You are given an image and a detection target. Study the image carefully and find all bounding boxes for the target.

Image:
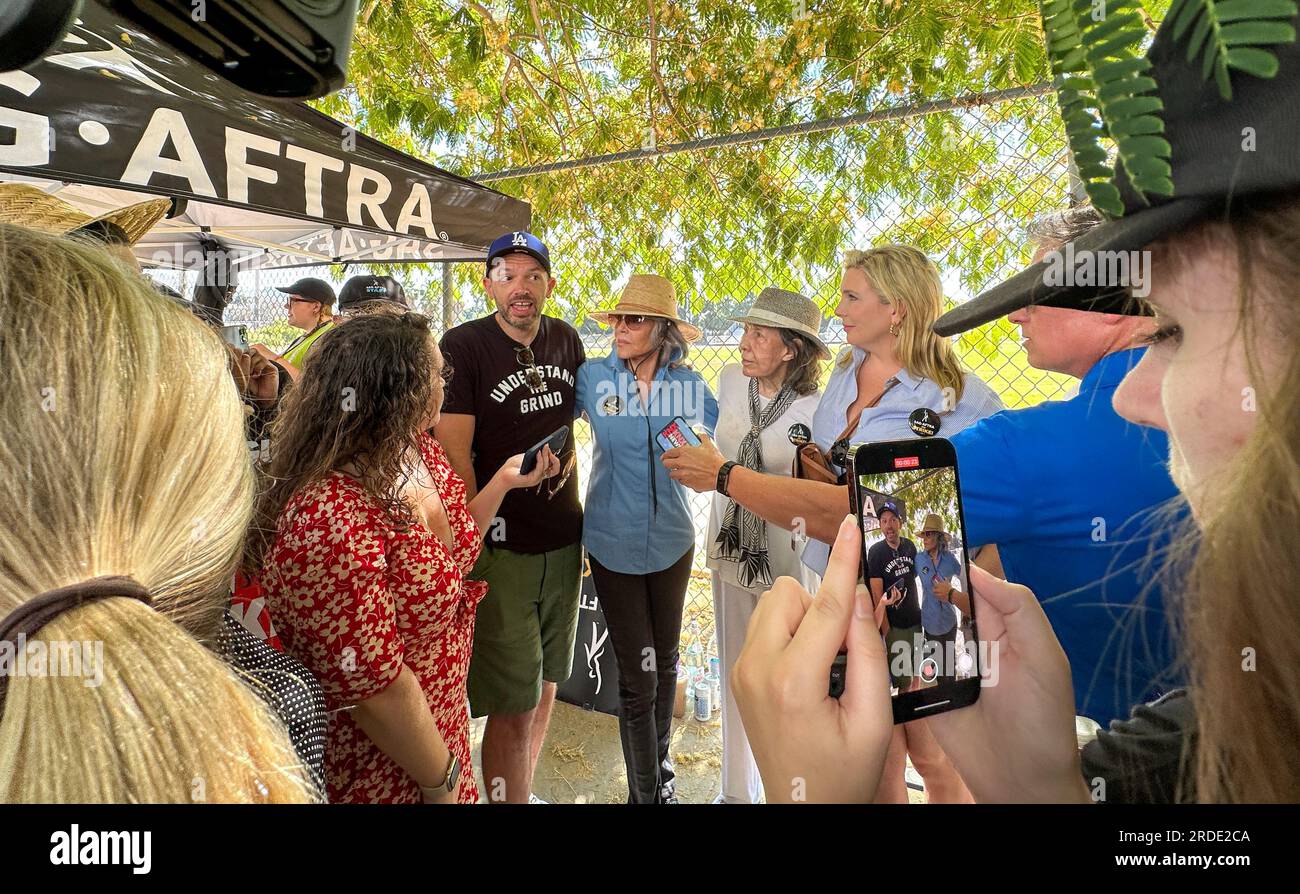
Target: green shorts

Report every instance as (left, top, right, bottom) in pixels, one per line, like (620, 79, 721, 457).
(885, 624, 923, 691)
(467, 541, 582, 718)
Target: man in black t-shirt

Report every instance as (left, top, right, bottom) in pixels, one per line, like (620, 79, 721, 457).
(865, 501, 921, 690)
(435, 231, 585, 804)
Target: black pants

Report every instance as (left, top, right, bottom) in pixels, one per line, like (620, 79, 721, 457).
(588, 548, 693, 804)
(922, 625, 959, 684)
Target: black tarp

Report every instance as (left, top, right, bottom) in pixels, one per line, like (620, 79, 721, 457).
(0, 3, 529, 270)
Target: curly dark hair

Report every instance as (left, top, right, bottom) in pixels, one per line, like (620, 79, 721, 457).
(246, 312, 443, 570)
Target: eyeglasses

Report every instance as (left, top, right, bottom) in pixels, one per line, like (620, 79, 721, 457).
(283, 297, 318, 309)
(611, 314, 650, 327)
(514, 345, 547, 392)
(541, 450, 576, 501)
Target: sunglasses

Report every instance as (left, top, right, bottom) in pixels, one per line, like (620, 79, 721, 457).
(514, 345, 548, 392)
(611, 314, 650, 327)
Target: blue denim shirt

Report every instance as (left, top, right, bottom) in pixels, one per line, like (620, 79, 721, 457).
(576, 349, 719, 574)
(916, 547, 962, 635)
(802, 349, 1004, 575)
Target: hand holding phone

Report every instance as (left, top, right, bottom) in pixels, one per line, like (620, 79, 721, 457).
(655, 416, 702, 452)
(924, 564, 1087, 804)
(519, 426, 569, 476)
(731, 515, 894, 803)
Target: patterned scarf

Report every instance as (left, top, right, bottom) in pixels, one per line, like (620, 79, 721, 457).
(712, 377, 798, 588)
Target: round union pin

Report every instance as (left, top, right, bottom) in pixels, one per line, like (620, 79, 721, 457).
(601, 395, 622, 416)
(909, 407, 940, 437)
(787, 422, 812, 446)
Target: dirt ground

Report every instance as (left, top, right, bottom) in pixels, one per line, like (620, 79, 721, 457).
(470, 700, 724, 804)
(470, 705, 1101, 804)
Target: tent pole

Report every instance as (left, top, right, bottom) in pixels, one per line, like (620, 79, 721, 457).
(441, 261, 454, 332)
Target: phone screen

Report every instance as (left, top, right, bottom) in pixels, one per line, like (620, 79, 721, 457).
(656, 417, 701, 451)
(849, 437, 980, 723)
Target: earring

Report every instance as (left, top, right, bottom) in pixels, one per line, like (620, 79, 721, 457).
(888, 321, 900, 337)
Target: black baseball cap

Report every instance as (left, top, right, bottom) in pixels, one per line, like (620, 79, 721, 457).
(339, 275, 408, 312)
(934, 13, 1300, 337)
(275, 277, 335, 307)
(486, 231, 551, 275)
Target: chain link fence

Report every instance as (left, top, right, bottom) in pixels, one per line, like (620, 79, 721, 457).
(152, 91, 1076, 668)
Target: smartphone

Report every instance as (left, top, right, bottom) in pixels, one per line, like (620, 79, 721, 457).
(655, 416, 702, 452)
(519, 426, 569, 475)
(845, 437, 980, 724)
(220, 324, 249, 349)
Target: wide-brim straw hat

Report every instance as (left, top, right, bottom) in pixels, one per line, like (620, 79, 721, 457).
(730, 286, 831, 359)
(0, 183, 170, 245)
(590, 273, 702, 342)
(920, 513, 947, 535)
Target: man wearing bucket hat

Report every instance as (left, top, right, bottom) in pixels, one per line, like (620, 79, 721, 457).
(575, 273, 718, 804)
(731, 8, 1300, 805)
(0, 182, 169, 273)
(703, 286, 828, 803)
(435, 230, 585, 804)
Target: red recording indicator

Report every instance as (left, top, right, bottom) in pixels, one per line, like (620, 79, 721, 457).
(894, 456, 921, 469)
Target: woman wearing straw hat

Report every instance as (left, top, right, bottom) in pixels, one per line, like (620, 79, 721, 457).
(706, 286, 828, 804)
(0, 182, 170, 273)
(575, 273, 719, 804)
(915, 512, 969, 687)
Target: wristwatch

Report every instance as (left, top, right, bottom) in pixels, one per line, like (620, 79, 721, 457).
(716, 461, 739, 497)
(420, 754, 461, 802)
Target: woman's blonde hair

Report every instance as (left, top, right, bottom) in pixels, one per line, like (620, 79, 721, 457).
(0, 224, 315, 802)
(839, 245, 966, 405)
(1156, 192, 1300, 803)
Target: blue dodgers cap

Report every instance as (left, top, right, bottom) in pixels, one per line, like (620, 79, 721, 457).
(487, 231, 551, 275)
(878, 500, 901, 520)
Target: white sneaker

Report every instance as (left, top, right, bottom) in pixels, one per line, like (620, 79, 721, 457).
(528, 793, 548, 804)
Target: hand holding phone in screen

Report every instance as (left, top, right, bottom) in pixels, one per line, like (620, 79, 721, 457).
(924, 564, 1089, 803)
(732, 515, 893, 803)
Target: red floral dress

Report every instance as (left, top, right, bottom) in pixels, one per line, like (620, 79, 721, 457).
(260, 434, 486, 804)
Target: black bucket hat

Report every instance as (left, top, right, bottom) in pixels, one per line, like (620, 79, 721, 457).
(934, 9, 1300, 337)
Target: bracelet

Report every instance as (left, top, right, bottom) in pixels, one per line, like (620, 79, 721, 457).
(717, 461, 738, 497)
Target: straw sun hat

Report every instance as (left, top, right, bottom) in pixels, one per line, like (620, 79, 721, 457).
(590, 273, 702, 342)
(0, 183, 170, 245)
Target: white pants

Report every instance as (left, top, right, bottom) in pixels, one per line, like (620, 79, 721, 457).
(712, 574, 763, 804)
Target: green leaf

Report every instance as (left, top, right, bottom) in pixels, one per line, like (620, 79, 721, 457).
(1115, 134, 1172, 157)
(1093, 57, 1152, 81)
(1216, 0, 1298, 23)
(1226, 46, 1281, 77)
(1104, 95, 1163, 118)
(1169, 0, 1202, 40)
(1219, 21, 1297, 46)
(1098, 75, 1158, 101)
(1186, 9, 1215, 64)
(1109, 114, 1165, 137)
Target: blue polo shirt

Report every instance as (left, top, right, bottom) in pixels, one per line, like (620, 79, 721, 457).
(951, 348, 1182, 727)
(576, 349, 719, 574)
(917, 547, 961, 636)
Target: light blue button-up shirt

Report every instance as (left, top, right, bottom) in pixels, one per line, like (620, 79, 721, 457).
(802, 348, 1004, 575)
(916, 547, 962, 635)
(576, 349, 719, 574)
